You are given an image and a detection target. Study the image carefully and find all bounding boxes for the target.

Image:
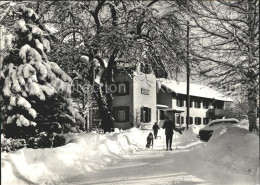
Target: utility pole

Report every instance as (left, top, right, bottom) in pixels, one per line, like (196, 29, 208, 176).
(186, 20, 190, 130)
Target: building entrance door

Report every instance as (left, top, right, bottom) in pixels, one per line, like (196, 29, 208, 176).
(167, 110, 174, 121)
(175, 113, 181, 125)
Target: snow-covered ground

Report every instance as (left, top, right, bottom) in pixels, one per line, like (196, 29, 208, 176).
(1, 128, 148, 185)
(1, 125, 259, 185)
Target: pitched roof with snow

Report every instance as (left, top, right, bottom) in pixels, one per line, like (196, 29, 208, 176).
(157, 78, 233, 102)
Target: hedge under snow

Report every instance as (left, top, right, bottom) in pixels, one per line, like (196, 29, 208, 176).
(1, 128, 148, 185)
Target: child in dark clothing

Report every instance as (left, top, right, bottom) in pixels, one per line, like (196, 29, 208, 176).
(146, 132, 154, 148)
(152, 122, 160, 139)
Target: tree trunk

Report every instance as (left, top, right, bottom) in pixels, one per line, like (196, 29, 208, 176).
(247, 0, 258, 132)
(93, 82, 114, 133)
(105, 48, 119, 117)
(247, 87, 258, 132)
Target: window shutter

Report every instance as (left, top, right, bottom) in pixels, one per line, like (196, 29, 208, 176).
(125, 81, 129, 95)
(110, 83, 116, 94)
(177, 115, 180, 124)
(190, 100, 193, 108)
(177, 99, 184, 107)
(113, 107, 118, 121)
(115, 82, 119, 95)
(144, 107, 148, 123)
(125, 106, 129, 121)
(140, 107, 143, 122)
(196, 117, 201, 125)
(148, 108, 151, 122)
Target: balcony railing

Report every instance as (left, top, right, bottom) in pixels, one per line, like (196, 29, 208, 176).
(207, 109, 230, 118)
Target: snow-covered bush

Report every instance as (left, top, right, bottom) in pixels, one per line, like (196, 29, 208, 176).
(27, 132, 51, 149)
(0, 5, 85, 147)
(52, 134, 66, 147)
(1, 135, 26, 152)
(26, 132, 66, 149)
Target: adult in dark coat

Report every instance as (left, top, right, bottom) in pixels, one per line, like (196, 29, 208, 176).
(162, 116, 181, 151)
(152, 122, 160, 139)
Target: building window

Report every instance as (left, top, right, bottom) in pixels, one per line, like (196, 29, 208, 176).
(159, 110, 166, 120)
(118, 109, 125, 121)
(176, 114, 184, 125)
(203, 118, 207, 125)
(194, 100, 201, 108)
(190, 100, 193, 108)
(113, 106, 129, 122)
(176, 114, 182, 125)
(203, 101, 209, 109)
(195, 117, 201, 125)
(181, 116, 184, 124)
(186, 99, 193, 108)
(112, 81, 129, 96)
(177, 98, 184, 107)
(118, 83, 126, 94)
(213, 101, 224, 109)
(186, 117, 193, 125)
(203, 118, 210, 125)
(190, 117, 193, 124)
(141, 107, 151, 123)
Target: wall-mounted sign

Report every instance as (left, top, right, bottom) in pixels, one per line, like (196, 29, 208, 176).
(141, 88, 150, 95)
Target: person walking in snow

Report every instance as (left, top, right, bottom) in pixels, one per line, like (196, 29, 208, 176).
(152, 122, 160, 139)
(146, 132, 154, 148)
(162, 116, 181, 151)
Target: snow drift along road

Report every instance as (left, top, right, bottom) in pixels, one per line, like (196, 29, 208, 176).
(187, 124, 259, 184)
(1, 125, 259, 185)
(1, 128, 149, 185)
(197, 125, 259, 174)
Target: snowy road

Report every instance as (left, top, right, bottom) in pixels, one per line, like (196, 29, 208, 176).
(62, 135, 254, 185)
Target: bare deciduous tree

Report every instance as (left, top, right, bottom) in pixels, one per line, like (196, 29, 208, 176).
(38, 0, 186, 132)
(186, 0, 259, 131)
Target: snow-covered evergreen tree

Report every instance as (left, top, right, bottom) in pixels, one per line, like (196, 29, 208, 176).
(1, 5, 85, 141)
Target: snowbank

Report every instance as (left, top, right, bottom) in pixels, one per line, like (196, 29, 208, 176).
(1, 128, 150, 185)
(195, 126, 259, 179)
(176, 124, 259, 184)
(2, 126, 259, 185)
(237, 118, 259, 131)
(238, 119, 250, 130)
(175, 125, 203, 149)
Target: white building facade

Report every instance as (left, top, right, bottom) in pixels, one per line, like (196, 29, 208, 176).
(111, 64, 157, 130)
(104, 71, 233, 130)
(156, 79, 233, 128)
